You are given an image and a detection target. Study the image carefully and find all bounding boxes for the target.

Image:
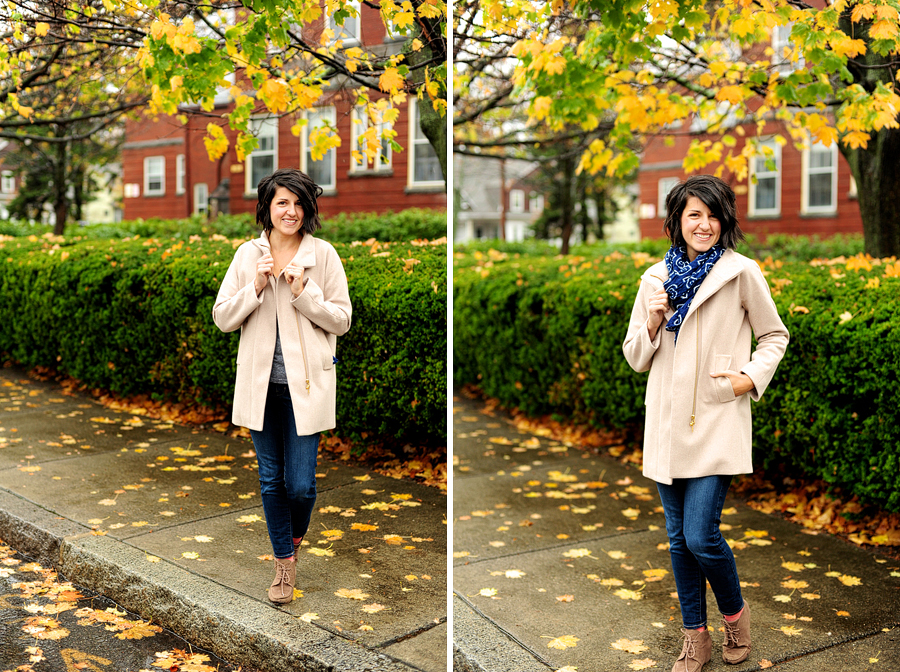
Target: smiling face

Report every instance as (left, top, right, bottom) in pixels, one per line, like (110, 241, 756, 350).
(680, 196, 721, 261)
(268, 186, 305, 241)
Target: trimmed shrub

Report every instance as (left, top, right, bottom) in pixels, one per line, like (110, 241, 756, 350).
(0, 208, 446, 244)
(454, 248, 900, 511)
(0, 234, 446, 446)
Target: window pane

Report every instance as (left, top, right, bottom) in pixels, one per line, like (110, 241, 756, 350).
(414, 142, 441, 183)
(755, 177, 776, 210)
(252, 155, 274, 189)
(810, 149, 832, 169)
(307, 157, 332, 187)
(809, 173, 832, 207)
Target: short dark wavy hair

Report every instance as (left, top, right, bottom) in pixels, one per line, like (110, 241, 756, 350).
(256, 168, 324, 236)
(662, 175, 745, 250)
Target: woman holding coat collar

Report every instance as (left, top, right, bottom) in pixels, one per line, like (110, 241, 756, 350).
(213, 168, 352, 604)
(623, 175, 788, 672)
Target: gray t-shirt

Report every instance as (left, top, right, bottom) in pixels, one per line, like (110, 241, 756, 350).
(269, 321, 288, 384)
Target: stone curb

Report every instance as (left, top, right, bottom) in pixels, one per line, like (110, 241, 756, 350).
(451, 594, 549, 672)
(0, 488, 422, 672)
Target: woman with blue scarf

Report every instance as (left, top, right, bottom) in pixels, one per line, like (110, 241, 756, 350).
(623, 175, 789, 672)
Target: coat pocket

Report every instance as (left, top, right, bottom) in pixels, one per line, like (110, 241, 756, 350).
(713, 354, 736, 403)
(314, 328, 334, 371)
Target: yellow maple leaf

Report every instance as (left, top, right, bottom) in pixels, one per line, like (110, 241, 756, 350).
(379, 67, 405, 94)
(35, 22, 50, 36)
(611, 638, 648, 654)
(614, 588, 644, 601)
(351, 523, 378, 532)
(781, 561, 805, 572)
(838, 574, 862, 586)
(781, 579, 809, 590)
(547, 634, 580, 650)
(629, 660, 657, 671)
(870, 19, 898, 40)
(780, 625, 803, 636)
(335, 588, 369, 600)
(716, 85, 745, 105)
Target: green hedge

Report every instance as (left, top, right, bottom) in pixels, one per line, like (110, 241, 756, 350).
(453, 233, 866, 266)
(454, 248, 900, 511)
(0, 208, 447, 244)
(0, 234, 446, 446)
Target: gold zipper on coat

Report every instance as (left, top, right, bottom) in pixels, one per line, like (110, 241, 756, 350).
(295, 310, 311, 394)
(690, 305, 700, 431)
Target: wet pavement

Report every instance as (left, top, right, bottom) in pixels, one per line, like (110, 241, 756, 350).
(0, 540, 255, 671)
(452, 390, 900, 672)
(0, 364, 447, 672)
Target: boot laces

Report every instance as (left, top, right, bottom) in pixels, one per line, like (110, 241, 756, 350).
(724, 619, 740, 647)
(680, 633, 698, 660)
(274, 562, 292, 595)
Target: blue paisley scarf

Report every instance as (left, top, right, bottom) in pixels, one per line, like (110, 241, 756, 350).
(663, 244, 725, 342)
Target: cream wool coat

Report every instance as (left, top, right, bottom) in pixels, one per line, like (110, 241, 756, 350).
(623, 250, 789, 485)
(212, 231, 351, 435)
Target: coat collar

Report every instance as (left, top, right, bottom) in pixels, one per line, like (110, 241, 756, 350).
(254, 230, 318, 268)
(683, 249, 743, 320)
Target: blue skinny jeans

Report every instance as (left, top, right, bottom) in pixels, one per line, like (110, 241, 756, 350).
(656, 475, 744, 629)
(250, 383, 319, 559)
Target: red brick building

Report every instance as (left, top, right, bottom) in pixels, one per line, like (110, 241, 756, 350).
(637, 119, 862, 241)
(637, 18, 862, 241)
(122, 4, 446, 220)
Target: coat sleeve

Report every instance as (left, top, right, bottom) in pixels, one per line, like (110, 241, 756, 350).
(623, 275, 663, 373)
(212, 245, 263, 333)
(739, 263, 789, 401)
(291, 243, 352, 336)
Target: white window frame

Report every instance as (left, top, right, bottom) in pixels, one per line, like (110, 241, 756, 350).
(529, 193, 544, 213)
(176, 154, 185, 195)
(300, 106, 337, 192)
(748, 138, 781, 217)
(0, 170, 14, 194)
(328, 0, 360, 46)
(194, 182, 209, 215)
(802, 140, 838, 214)
(350, 106, 392, 172)
(408, 98, 443, 188)
(773, 24, 805, 75)
(658, 177, 681, 219)
(509, 189, 525, 213)
(144, 156, 165, 196)
(244, 116, 278, 194)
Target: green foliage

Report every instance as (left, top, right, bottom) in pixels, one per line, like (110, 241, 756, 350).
(0, 208, 446, 244)
(0, 235, 446, 448)
(454, 248, 900, 511)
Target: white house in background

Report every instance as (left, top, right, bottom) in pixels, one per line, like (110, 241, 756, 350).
(82, 163, 123, 224)
(454, 154, 542, 243)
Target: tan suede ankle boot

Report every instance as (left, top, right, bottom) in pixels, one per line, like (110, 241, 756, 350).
(722, 600, 751, 664)
(268, 556, 296, 604)
(672, 627, 711, 672)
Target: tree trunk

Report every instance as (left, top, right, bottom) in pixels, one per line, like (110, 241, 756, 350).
(559, 157, 574, 255)
(407, 19, 447, 183)
(498, 158, 507, 241)
(839, 127, 900, 258)
(52, 139, 68, 235)
(837, 10, 900, 258)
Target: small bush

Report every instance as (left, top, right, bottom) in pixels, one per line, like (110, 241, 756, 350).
(0, 234, 446, 447)
(453, 246, 900, 511)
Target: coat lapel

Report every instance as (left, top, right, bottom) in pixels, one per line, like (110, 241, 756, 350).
(684, 249, 743, 321)
(253, 231, 318, 269)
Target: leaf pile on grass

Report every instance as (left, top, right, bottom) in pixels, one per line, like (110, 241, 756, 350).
(732, 472, 900, 557)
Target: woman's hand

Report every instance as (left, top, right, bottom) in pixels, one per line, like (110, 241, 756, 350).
(710, 370, 755, 397)
(255, 253, 274, 294)
(647, 288, 670, 340)
(285, 265, 305, 297)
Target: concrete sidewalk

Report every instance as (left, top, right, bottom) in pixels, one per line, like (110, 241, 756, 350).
(452, 391, 900, 672)
(0, 364, 447, 672)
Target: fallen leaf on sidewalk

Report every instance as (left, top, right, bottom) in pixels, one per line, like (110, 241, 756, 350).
(611, 638, 648, 654)
(628, 660, 657, 671)
(779, 625, 803, 636)
(334, 588, 369, 600)
(546, 635, 580, 649)
(298, 612, 319, 623)
(556, 594, 574, 602)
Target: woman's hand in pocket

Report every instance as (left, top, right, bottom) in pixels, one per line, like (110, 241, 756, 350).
(710, 370, 755, 397)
